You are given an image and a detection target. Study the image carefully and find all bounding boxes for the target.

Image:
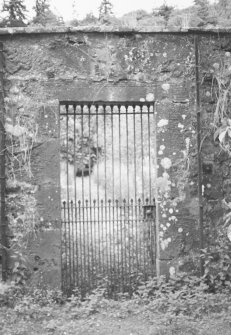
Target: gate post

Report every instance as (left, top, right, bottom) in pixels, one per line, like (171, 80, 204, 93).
(153, 102, 160, 278)
(0, 41, 7, 281)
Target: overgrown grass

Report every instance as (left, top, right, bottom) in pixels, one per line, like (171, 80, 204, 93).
(1, 274, 231, 334)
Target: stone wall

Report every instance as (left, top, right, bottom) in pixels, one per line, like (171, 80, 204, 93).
(0, 27, 230, 288)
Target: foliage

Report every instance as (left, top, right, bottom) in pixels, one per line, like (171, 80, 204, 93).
(1, 274, 231, 318)
(98, 0, 113, 19)
(212, 56, 231, 154)
(216, 0, 231, 21)
(3, 88, 42, 284)
(31, 8, 64, 26)
(79, 12, 98, 26)
(192, 0, 217, 27)
(194, 0, 209, 24)
(0, 283, 64, 308)
(1, 275, 231, 335)
(33, 0, 49, 17)
(134, 274, 231, 318)
(157, 1, 174, 27)
(202, 220, 231, 293)
(4, 96, 39, 179)
(1, 0, 27, 27)
(0, 282, 22, 307)
(201, 52, 231, 295)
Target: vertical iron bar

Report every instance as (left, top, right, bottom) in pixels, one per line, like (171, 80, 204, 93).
(131, 198, 134, 293)
(153, 103, 160, 279)
(96, 106, 101, 277)
(96, 106, 99, 203)
(133, 105, 138, 289)
(73, 105, 78, 287)
(82, 200, 86, 294)
(88, 104, 92, 207)
(135, 199, 139, 286)
(73, 105, 77, 202)
(116, 199, 119, 292)
(119, 107, 123, 291)
(111, 107, 116, 295)
(81, 105, 85, 205)
(143, 198, 148, 280)
(126, 106, 130, 201)
(152, 198, 156, 275)
(65, 105, 69, 206)
(65, 105, 72, 290)
(88, 104, 94, 290)
(103, 105, 107, 203)
(123, 199, 127, 292)
(140, 106, 144, 202)
(138, 199, 142, 280)
(101, 199, 104, 279)
(108, 199, 112, 295)
(93, 199, 97, 288)
(112, 201, 116, 296)
(147, 106, 152, 201)
(144, 198, 151, 275)
(58, 110, 63, 292)
(111, 106, 115, 202)
(105, 201, 109, 296)
(103, 105, 109, 289)
(71, 200, 75, 287)
(86, 199, 90, 291)
(0, 42, 7, 282)
(118, 105, 122, 203)
(126, 106, 131, 295)
(59, 105, 63, 292)
(195, 35, 204, 276)
(64, 201, 68, 293)
(133, 105, 137, 202)
(120, 200, 124, 291)
(80, 106, 86, 293)
(78, 200, 82, 293)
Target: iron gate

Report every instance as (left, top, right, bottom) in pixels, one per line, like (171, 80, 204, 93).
(60, 101, 157, 297)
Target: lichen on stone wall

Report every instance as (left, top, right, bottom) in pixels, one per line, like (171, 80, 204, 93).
(3, 30, 231, 287)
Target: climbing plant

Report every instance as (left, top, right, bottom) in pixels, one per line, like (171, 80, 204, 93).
(200, 52, 231, 289)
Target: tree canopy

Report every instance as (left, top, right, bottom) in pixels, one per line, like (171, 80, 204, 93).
(33, 0, 50, 18)
(194, 0, 210, 26)
(1, 0, 27, 26)
(0, 0, 231, 29)
(31, 0, 64, 26)
(157, 2, 174, 26)
(98, 0, 113, 19)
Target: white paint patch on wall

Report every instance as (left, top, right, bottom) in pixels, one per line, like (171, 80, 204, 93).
(157, 119, 169, 127)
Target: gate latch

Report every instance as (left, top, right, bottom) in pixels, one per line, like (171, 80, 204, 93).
(143, 204, 155, 220)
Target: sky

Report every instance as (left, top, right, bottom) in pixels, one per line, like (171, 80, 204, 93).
(1, 0, 217, 21)
(48, 0, 196, 20)
(47, 0, 216, 20)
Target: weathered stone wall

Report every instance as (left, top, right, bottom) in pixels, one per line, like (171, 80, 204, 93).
(1, 28, 230, 287)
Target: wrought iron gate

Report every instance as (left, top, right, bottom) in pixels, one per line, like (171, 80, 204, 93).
(60, 101, 157, 297)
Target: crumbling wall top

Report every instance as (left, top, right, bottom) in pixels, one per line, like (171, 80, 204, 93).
(0, 25, 231, 36)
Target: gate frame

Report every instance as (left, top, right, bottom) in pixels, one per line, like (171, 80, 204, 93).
(59, 99, 161, 293)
